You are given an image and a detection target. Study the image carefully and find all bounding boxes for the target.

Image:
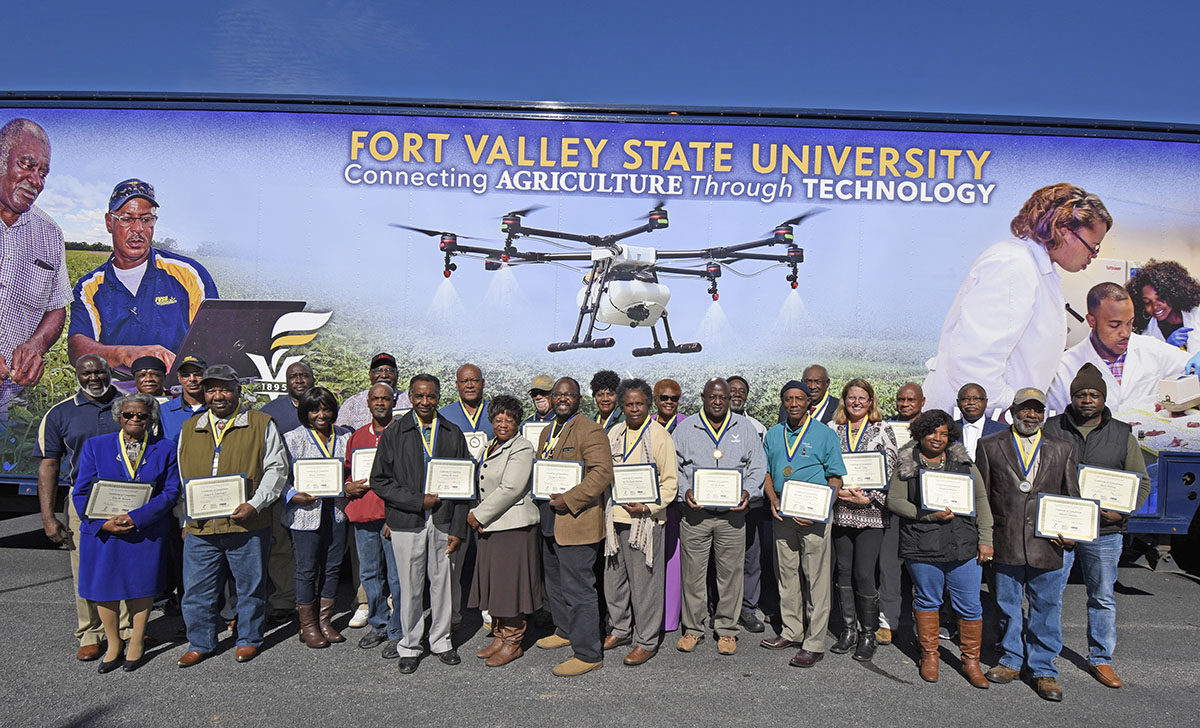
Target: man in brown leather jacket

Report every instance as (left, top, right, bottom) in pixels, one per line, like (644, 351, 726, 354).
(975, 387, 1079, 701)
(533, 377, 614, 677)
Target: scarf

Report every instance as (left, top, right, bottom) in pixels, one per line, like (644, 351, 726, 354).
(604, 422, 657, 568)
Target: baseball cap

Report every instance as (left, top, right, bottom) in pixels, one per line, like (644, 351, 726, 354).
(108, 178, 159, 212)
(130, 356, 167, 374)
(177, 354, 208, 372)
(201, 364, 239, 384)
(370, 352, 397, 369)
(529, 374, 554, 393)
(1012, 387, 1047, 407)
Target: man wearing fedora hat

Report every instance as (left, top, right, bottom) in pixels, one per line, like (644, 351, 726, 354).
(67, 178, 218, 370)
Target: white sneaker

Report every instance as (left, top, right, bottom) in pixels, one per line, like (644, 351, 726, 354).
(349, 606, 370, 629)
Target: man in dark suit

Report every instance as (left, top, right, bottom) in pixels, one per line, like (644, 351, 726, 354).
(957, 382, 1006, 461)
(777, 364, 839, 425)
(534, 377, 614, 677)
(976, 387, 1080, 702)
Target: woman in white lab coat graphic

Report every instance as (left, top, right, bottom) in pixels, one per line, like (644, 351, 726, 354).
(1127, 259, 1200, 353)
(923, 183, 1113, 415)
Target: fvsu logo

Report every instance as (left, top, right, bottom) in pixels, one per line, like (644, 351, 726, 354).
(246, 311, 333, 401)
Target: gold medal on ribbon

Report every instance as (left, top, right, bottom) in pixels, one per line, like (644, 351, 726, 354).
(712, 448, 723, 461)
(782, 466, 793, 477)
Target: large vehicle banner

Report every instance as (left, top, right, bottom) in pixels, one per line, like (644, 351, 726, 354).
(2, 103, 1199, 478)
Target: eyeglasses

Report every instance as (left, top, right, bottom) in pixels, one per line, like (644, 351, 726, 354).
(109, 213, 158, 228)
(658, 394, 680, 402)
(530, 390, 550, 398)
(370, 366, 397, 374)
(844, 396, 870, 404)
(1068, 228, 1100, 257)
(121, 411, 150, 421)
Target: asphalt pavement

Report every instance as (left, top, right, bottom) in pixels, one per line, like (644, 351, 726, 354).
(1, 513, 1197, 728)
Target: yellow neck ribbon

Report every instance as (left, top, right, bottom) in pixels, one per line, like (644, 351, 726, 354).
(119, 430, 148, 480)
(307, 427, 335, 458)
(700, 410, 732, 449)
(460, 400, 483, 431)
(210, 415, 233, 450)
(847, 419, 868, 453)
(622, 419, 651, 463)
(811, 392, 831, 420)
(786, 416, 812, 461)
(1011, 428, 1042, 479)
(419, 418, 439, 459)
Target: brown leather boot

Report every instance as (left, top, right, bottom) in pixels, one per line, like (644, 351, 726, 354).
(958, 619, 989, 689)
(476, 632, 504, 659)
(297, 603, 329, 649)
(486, 617, 525, 667)
(914, 610, 941, 682)
(319, 597, 345, 643)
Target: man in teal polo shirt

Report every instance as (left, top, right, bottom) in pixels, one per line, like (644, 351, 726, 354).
(760, 380, 846, 669)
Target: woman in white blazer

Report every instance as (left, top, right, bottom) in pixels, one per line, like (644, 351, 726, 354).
(467, 394, 541, 667)
(924, 183, 1113, 415)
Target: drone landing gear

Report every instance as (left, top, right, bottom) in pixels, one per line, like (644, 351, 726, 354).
(632, 312, 701, 357)
(547, 338, 616, 352)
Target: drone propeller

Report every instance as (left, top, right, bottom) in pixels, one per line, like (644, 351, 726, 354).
(504, 205, 546, 218)
(777, 208, 827, 227)
(389, 224, 491, 242)
(634, 200, 668, 221)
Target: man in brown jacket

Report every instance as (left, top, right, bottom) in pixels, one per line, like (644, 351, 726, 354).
(533, 377, 614, 677)
(975, 387, 1079, 702)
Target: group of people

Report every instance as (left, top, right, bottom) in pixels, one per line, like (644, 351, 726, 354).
(38, 343, 1149, 700)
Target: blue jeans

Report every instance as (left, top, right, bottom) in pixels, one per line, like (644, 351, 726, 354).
(353, 521, 403, 639)
(905, 558, 983, 620)
(993, 562, 1069, 678)
(290, 503, 347, 605)
(182, 529, 271, 653)
(1061, 532, 1121, 665)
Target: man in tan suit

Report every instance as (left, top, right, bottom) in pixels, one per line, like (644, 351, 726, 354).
(533, 377, 614, 676)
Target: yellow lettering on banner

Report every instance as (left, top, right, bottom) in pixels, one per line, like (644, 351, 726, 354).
(465, 135, 489, 164)
(714, 142, 733, 172)
(516, 137, 536, 167)
(402, 133, 424, 163)
(623, 139, 643, 170)
(644, 140, 667, 169)
(561, 138, 579, 168)
(880, 147, 900, 178)
(783, 145, 808, 175)
(967, 150, 991, 180)
(427, 133, 449, 163)
(928, 149, 936, 178)
(904, 148, 925, 178)
(690, 141, 712, 170)
(350, 131, 368, 160)
(584, 138, 608, 168)
(826, 146, 851, 175)
(371, 131, 399, 162)
(855, 147, 874, 176)
(486, 137, 514, 166)
(752, 144, 776, 174)
(663, 142, 691, 171)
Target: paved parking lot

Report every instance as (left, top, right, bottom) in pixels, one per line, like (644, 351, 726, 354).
(2, 513, 1196, 728)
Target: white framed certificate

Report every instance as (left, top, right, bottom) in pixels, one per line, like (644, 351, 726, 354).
(1036, 493, 1099, 543)
(464, 431, 490, 462)
(522, 421, 551, 447)
(841, 451, 888, 490)
(779, 480, 835, 522)
(83, 480, 153, 519)
(920, 470, 976, 516)
(184, 474, 248, 521)
(612, 464, 660, 505)
(1078, 465, 1141, 514)
(424, 457, 477, 500)
(350, 447, 377, 482)
(532, 459, 583, 500)
(293, 458, 344, 497)
(692, 468, 744, 508)
(888, 421, 912, 447)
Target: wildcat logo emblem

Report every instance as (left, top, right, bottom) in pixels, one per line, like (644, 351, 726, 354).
(246, 310, 333, 401)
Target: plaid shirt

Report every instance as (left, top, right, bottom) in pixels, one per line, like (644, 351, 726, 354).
(0, 205, 70, 363)
(1092, 334, 1127, 384)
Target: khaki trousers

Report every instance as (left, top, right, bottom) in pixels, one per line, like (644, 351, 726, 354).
(67, 497, 130, 645)
(774, 517, 832, 652)
(679, 509, 745, 639)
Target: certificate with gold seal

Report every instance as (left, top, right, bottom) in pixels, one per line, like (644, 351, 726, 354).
(919, 470, 976, 516)
(841, 452, 888, 490)
(424, 457, 477, 500)
(1035, 493, 1099, 543)
(779, 480, 835, 522)
(1078, 465, 1141, 514)
(294, 458, 345, 497)
(83, 480, 153, 519)
(692, 468, 744, 508)
(184, 475, 248, 521)
(532, 459, 584, 500)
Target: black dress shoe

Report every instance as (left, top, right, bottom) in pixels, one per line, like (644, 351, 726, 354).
(97, 657, 124, 674)
(789, 649, 824, 668)
(122, 656, 145, 672)
(397, 656, 420, 674)
(739, 612, 766, 633)
(436, 649, 461, 665)
(359, 631, 388, 649)
(760, 635, 796, 650)
(382, 640, 399, 659)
